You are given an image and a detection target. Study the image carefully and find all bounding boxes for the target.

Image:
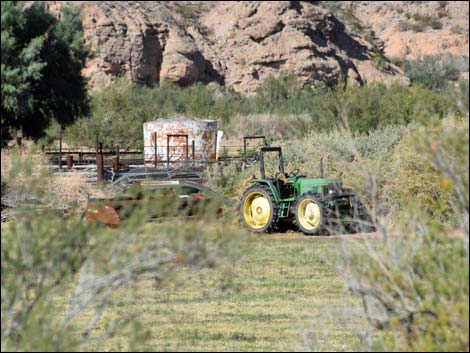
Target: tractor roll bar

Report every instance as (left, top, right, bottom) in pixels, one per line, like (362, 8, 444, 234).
(259, 147, 284, 179)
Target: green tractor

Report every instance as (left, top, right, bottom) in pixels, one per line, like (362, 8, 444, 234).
(239, 147, 371, 235)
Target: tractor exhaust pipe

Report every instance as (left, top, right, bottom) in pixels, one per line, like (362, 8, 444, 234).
(320, 155, 324, 179)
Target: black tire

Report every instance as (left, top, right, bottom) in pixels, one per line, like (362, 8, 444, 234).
(294, 192, 329, 235)
(239, 184, 278, 233)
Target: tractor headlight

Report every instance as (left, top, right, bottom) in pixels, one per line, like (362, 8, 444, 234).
(329, 189, 335, 194)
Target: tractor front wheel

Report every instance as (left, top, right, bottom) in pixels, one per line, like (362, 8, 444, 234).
(240, 184, 278, 233)
(294, 192, 327, 235)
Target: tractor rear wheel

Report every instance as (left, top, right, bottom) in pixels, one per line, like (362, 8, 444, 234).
(240, 184, 278, 233)
(294, 192, 327, 235)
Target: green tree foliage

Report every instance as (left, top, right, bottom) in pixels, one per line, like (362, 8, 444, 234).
(253, 73, 299, 113)
(1, 1, 88, 144)
(65, 79, 223, 150)
(63, 73, 463, 148)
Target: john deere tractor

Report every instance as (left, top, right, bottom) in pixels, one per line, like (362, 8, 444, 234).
(239, 147, 370, 235)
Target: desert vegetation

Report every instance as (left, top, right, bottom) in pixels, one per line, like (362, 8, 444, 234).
(399, 13, 443, 32)
(58, 73, 466, 149)
(394, 54, 469, 92)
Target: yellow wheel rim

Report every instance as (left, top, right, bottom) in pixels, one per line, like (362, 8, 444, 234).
(242, 191, 272, 229)
(297, 199, 321, 231)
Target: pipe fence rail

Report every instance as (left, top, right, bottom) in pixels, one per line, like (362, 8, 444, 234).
(44, 134, 267, 185)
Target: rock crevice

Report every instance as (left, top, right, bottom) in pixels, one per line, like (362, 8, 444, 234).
(46, 1, 411, 92)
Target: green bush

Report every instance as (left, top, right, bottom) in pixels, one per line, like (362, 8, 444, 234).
(448, 79, 469, 117)
(340, 221, 468, 351)
(338, 117, 469, 351)
(206, 161, 243, 196)
(380, 123, 463, 222)
(280, 117, 468, 220)
(305, 83, 453, 133)
(403, 54, 469, 91)
(62, 74, 460, 148)
(253, 72, 299, 113)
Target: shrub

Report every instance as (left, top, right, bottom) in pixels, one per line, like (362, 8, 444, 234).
(63, 74, 459, 148)
(380, 121, 465, 222)
(337, 117, 469, 351)
(450, 24, 467, 34)
(253, 72, 301, 113)
(448, 79, 469, 117)
(206, 161, 245, 196)
(306, 83, 453, 133)
(227, 113, 311, 140)
(398, 13, 443, 32)
(403, 54, 469, 91)
(339, 220, 468, 351)
(281, 117, 468, 220)
(1, 148, 246, 351)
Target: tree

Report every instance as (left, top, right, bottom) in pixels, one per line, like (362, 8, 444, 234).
(1, 1, 89, 144)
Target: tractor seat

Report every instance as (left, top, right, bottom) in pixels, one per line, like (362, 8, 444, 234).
(275, 176, 294, 198)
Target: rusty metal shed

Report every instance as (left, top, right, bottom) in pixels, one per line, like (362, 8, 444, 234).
(143, 116, 221, 166)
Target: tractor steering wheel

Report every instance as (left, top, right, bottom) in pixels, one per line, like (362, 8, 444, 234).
(289, 168, 300, 177)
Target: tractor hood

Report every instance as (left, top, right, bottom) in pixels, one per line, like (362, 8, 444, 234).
(296, 178, 342, 195)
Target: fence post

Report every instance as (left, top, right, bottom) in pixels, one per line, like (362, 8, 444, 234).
(66, 155, 73, 170)
(58, 131, 63, 170)
(112, 144, 120, 172)
(112, 157, 119, 172)
(192, 140, 195, 160)
(96, 134, 103, 185)
(96, 153, 104, 184)
(167, 135, 170, 170)
(186, 135, 189, 162)
(154, 131, 158, 168)
(116, 144, 120, 160)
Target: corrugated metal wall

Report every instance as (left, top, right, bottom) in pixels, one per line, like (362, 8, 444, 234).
(143, 117, 218, 166)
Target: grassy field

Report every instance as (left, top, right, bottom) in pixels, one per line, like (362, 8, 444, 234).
(60, 232, 367, 352)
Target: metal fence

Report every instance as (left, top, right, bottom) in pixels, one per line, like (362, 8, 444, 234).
(44, 134, 267, 185)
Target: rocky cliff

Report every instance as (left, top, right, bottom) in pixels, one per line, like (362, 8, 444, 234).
(338, 1, 469, 60)
(198, 1, 408, 92)
(45, 1, 468, 93)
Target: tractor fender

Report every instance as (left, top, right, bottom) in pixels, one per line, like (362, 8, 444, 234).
(250, 180, 281, 202)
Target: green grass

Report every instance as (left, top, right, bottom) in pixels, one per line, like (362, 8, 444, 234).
(60, 233, 366, 351)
